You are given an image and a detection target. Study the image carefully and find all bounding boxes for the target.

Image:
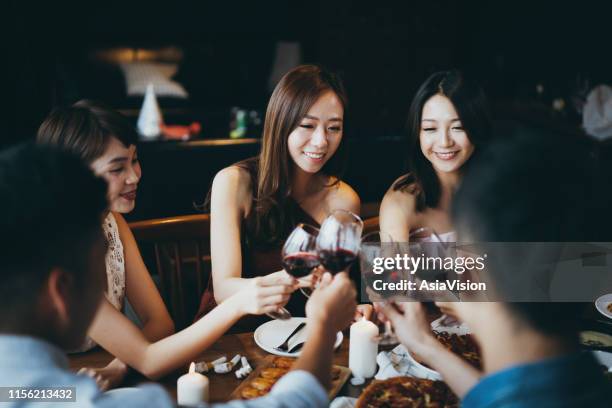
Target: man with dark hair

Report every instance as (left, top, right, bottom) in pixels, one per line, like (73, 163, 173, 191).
(378, 134, 611, 407)
(0, 143, 358, 407)
(0, 144, 171, 406)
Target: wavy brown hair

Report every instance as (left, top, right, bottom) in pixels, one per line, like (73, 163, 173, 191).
(242, 65, 348, 245)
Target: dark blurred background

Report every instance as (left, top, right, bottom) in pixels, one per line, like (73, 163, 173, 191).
(5, 0, 611, 220)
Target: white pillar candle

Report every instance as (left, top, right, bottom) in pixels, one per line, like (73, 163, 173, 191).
(177, 362, 209, 406)
(349, 317, 379, 378)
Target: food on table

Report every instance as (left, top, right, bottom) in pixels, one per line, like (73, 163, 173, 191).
(240, 386, 265, 399)
(195, 356, 227, 373)
(271, 357, 294, 369)
(260, 367, 287, 380)
(580, 331, 612, 348)
(608, 303, 612, 313)
(356, 376, 458, 408)
(250, 377, 275, 391)
(235, 356, 254, 379)
(433, 332, 481, 369)
(411, 332, 481, 370)
(236, 356, 349, 400)
(239, 358, 294, 398)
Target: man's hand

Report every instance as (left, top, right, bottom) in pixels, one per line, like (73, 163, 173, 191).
(374, 302, 438, 358)
(294, 272, 357, 389)
(306, 272, 356, 335)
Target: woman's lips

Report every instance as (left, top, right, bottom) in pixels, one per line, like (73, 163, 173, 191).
(120, 190, 137, 201)
(434, 151, 459, 161)
(303, 151, 326, 163)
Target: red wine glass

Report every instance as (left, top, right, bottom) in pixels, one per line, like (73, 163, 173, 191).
(282, 223, 320, 298)
(316, 209, 363, 274)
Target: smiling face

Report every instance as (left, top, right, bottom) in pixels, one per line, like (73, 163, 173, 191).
(287, 90, 344, 174)
(90, 136, 141, 213)
(419, 94, 475, 174)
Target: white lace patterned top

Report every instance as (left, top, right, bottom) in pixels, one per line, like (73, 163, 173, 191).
(75, 212, 126, 352)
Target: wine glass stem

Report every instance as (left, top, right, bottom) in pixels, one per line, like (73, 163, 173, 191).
(267, 307, 292, 320)
(384, 320, 392, 336)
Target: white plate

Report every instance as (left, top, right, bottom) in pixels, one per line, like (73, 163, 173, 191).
(592, 350, 612, 372)
(254, 317, 343, 357)
(595, 294, 612, 319)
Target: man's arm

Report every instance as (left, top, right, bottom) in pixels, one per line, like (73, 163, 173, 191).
(208, 273, 357, 408)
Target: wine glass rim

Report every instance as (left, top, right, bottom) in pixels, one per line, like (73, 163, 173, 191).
(361, 230, 393, 243)
(409, 226, 444, 242)
(296, 222, 319, 234)
(328, 209, 364, 226)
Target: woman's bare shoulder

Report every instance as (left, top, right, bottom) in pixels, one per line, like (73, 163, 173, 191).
(211, 165, 253, 213)
(327, 178, 361, 214)
(380, 177, 419, 225)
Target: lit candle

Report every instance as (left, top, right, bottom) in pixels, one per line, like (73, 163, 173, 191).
(349, 317, 379, 378)
(177, 362, 209, 406)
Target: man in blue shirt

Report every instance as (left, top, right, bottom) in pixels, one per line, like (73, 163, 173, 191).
(0, 144, 357, 407)
(377, 134, 611, 407)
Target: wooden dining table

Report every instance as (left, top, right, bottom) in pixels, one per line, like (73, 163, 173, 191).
(67, 305, 611, 404)
(68, 331, 370, 403)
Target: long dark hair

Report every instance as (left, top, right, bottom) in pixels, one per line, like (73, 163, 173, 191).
(243, 65, 348, 245)
(394, 70, 492, 211)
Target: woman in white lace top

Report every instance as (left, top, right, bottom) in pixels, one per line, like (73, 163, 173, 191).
(36, 101, 259, 389)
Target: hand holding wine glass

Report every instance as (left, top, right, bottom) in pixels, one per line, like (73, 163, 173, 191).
(360, 230, 401, 345)
(244, 270, 298, 319)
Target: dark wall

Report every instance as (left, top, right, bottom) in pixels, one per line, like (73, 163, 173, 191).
(5, 0, 610, 145)
(6, 0, 611, 143)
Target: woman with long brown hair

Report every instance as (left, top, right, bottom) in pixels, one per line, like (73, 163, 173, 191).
(197, 65, 362, 330)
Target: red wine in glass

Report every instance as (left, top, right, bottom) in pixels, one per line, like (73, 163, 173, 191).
(282, 252, 320, 278)
(282, 223, 320, 300)
(318, 248, 357, 274)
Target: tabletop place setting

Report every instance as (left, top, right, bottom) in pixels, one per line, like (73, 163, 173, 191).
(66, 203, 612, 407)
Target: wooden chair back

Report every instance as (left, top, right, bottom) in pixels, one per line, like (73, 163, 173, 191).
(129, 214, 211, 329)
(363, 216, 380, 235)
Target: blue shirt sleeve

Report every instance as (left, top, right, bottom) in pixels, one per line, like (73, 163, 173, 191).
(210, 370, 328, 408)
(95, 383, 175, 408)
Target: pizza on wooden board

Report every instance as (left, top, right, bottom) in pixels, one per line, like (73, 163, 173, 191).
(356, 376, 458, 408)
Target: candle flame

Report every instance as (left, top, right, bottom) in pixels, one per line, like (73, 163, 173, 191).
(189, 362, 196, 374)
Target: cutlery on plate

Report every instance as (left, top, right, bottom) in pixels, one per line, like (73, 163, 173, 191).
(287, 341, 306, 353)
(274, 322, 306, 352)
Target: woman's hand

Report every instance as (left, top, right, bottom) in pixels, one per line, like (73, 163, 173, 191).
(354, 304, 373, 321)
(238, 270, 299, 315)
(77, 359, 128, 391)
